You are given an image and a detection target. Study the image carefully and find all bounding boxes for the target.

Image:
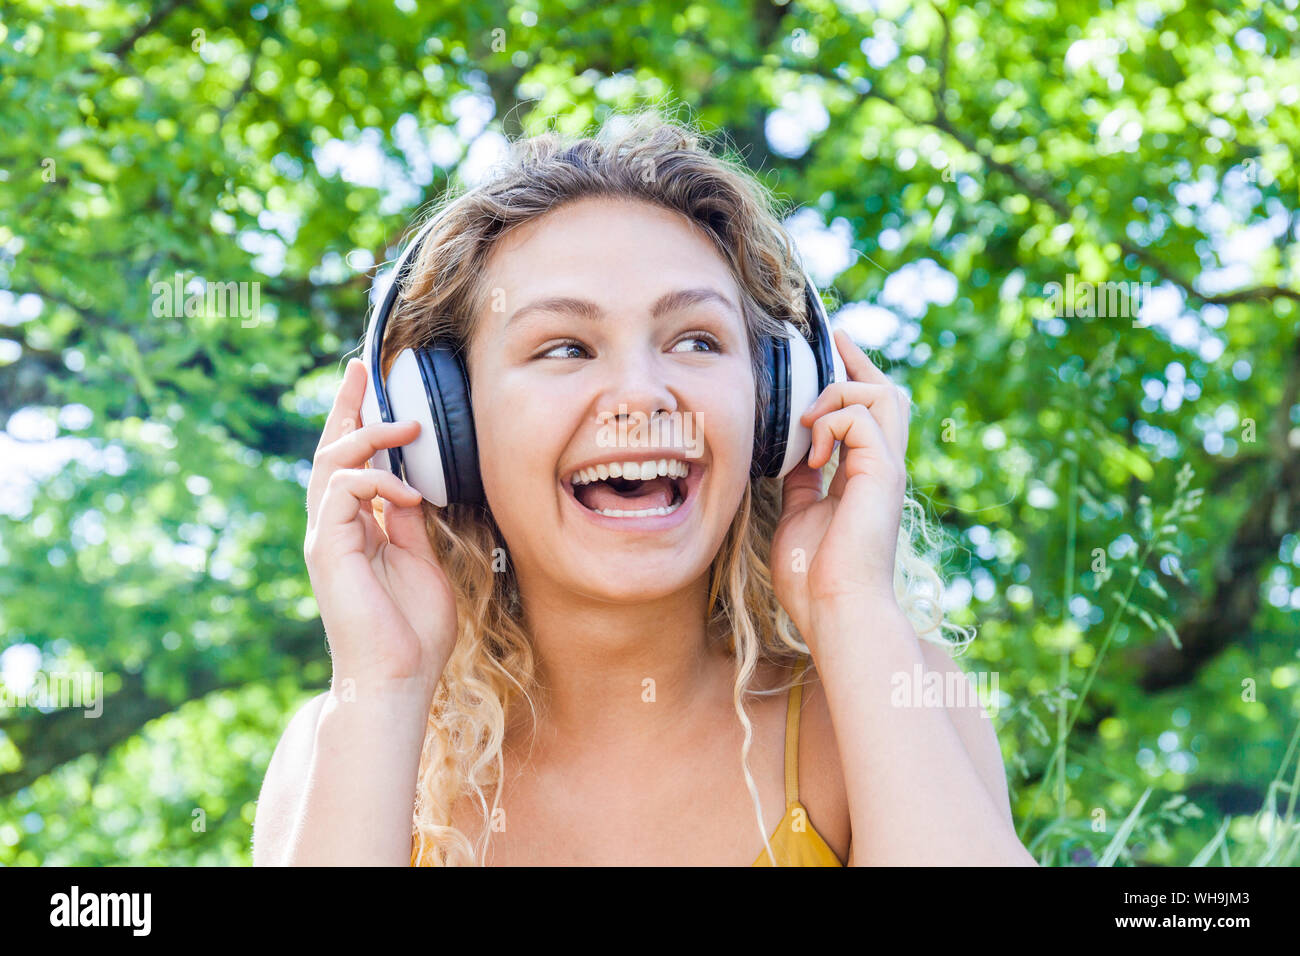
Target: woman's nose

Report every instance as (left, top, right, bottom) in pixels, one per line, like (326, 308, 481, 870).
(591, 349, 680, 423)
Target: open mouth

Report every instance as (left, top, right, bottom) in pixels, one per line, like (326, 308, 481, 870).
(566, 460, 697, 519)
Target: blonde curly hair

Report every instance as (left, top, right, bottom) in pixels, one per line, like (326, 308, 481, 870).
(369, 105, 974, 866)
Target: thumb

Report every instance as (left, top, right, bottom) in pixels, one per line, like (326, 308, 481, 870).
(780, 460, 825, 515)
(382, 498, 436, 559)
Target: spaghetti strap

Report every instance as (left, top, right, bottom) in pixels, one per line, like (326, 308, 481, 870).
(783, 656, 810, 808)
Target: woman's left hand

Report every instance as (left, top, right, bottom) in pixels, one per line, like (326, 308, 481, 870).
(770, 328, 912, 648)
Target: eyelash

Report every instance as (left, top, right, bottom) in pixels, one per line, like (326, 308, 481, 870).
(538, 332, 723, 360)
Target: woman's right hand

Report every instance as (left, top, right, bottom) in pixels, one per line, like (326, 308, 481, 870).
(303, 357, 459, 697)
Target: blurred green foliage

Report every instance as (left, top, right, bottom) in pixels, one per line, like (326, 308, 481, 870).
(0, 0, 1297, 865)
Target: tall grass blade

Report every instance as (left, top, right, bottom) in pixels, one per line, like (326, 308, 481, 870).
(1098, 787, 1152, 867)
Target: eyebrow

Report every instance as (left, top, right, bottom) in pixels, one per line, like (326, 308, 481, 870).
(505, 287, 740, 329)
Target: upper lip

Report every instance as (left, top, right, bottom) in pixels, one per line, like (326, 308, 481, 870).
(564, 450, 703, 485)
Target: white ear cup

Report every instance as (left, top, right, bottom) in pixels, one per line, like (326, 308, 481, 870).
(775, 317, 848, 479)
(778, 321, 821, 478)
(371, 348, 450, 507)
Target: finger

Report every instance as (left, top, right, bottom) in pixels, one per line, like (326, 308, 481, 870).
(317, 358, 368, 454)
(781, 459, 826, 515)
(308, 358, 367, 520)
(832, 328, 892, 387)
(381, 497, 436, 559)
(317, 419, 422, 472)
(897, 385, 911, 456)
(808, 405, 894, 477)
(800, 381, 906, 469)
(308, 419, 421, 523)
(316, 467, 424, 536)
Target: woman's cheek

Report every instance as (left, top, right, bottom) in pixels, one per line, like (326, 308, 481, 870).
(475, 406, 532, 518)
(711, 376, 757, 470)
(482, 389, 573, 503)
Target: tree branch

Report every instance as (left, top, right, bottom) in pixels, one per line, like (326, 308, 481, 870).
(109, 0, 191, 60)
(721, 44, 1300, 309)
(1135, 332, 1300, 691)
(0, 620, 328, 798)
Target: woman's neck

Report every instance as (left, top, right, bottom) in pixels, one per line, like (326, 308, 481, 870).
(512, 572, 734, 755)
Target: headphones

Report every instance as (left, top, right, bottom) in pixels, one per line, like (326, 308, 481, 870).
(359, 200, 847, 508)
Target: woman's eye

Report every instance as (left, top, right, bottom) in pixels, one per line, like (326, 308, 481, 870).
(671, 333, 721, 353)
(537, 333, 720, 360)
(539, 340, 590, 360)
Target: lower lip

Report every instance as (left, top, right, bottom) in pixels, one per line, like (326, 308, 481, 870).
(562, 468, 703, 532)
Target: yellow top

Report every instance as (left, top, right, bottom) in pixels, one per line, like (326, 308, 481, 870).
(751, 656, 845, 866)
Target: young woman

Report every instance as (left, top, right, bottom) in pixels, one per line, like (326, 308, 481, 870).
(252, 111, 1036, 866)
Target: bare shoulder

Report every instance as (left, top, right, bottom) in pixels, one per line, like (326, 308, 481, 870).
(790, 659, 853, 864)
(915, 637, 1015, 826)
(252, 690, 329, 866)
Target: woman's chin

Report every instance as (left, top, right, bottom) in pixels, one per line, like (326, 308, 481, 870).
(559, 558, 704, 604)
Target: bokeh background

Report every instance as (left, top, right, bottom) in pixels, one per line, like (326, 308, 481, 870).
(1, 0, 1297, 866)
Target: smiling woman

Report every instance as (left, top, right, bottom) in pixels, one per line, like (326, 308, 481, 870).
(254, 107, 1018, 868)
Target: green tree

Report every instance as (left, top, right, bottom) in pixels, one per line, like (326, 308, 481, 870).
(1, 0, 1296, 865)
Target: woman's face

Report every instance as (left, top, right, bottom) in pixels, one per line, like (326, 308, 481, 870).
(466, 195, 755, 605)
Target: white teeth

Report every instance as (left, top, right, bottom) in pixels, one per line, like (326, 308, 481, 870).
(569, 460, 692, 485)
(592, 499, 685, 518)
